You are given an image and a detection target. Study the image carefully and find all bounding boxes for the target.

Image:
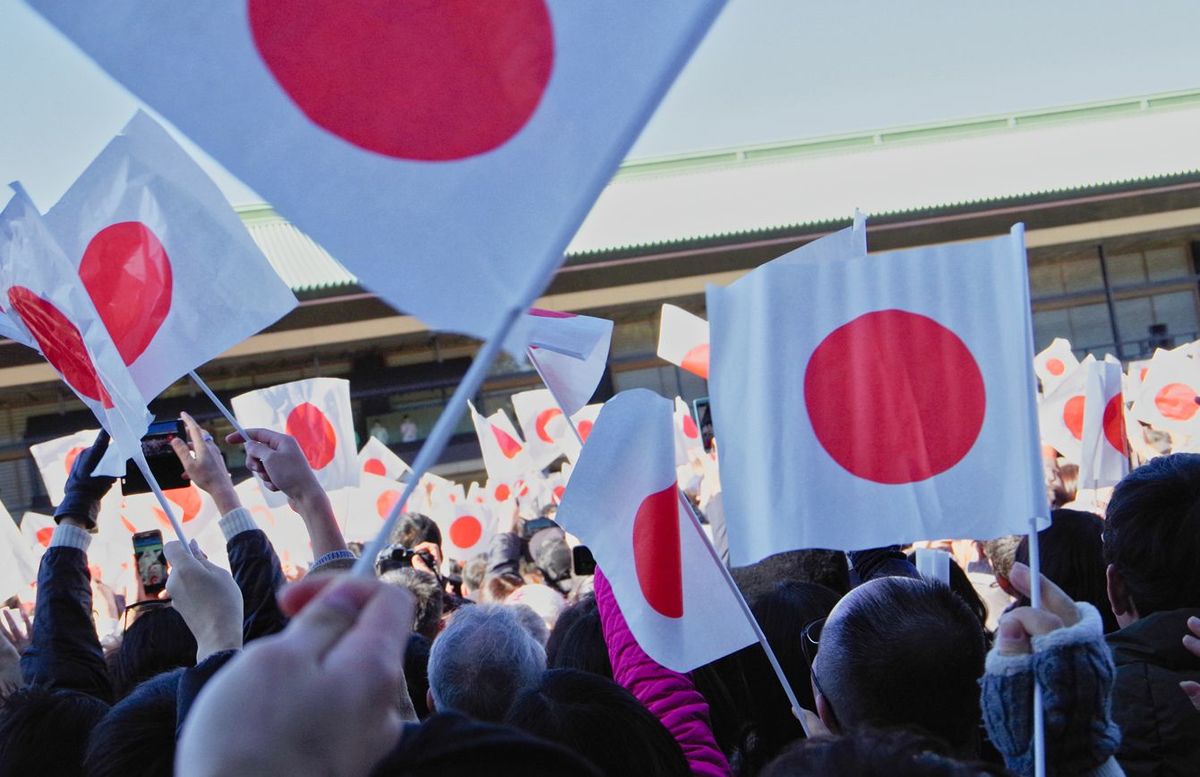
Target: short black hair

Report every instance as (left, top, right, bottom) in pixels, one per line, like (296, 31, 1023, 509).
(732, 550, 851, 600)
(1018, 509, 1117, 632)
(381, 567, 445, 641)
(108, 606, 196, 699)
(814, 577, 986, 756)
(0, 687, 108, 777)
(393, 513, 443, 550)
(1103, 454, 1200, 616)
(545, 593, 612, 680)
(406, 633, 433, 720)
(504, 669, 690, 777)
(83, 670, 182, 777)
(761, 727, 1010, 777)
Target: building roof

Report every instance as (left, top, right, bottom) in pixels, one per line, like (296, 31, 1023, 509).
(239, 88, 1200, 290)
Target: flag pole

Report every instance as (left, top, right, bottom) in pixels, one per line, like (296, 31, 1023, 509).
(130, 447, 190, 550)
(526, 348, 586, 448)
(1028, 515, 1046, 777)
(188, 370, 250, 441)
(352, 305, 525, 577)
(676, 490, 813, 737)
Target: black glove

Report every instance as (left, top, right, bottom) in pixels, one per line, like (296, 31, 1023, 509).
(53, 430, 115, 531)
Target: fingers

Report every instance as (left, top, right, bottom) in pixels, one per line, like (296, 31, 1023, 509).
(170, 437, 194, 469)
(1009, 562, 1079, 626)
(181, 412, 211, 456)
(226, 428, 282, 448)
(163, 540, 199, 572)
(1182, 681, 1200, 711)
(285, 577, 382, 660)
(1184, 617, 1200, 660)
(277, 574, 340, 618)
(996, 606, 1065, 655)
(0, 610, 19, 645)
(325, 584, 414, 673)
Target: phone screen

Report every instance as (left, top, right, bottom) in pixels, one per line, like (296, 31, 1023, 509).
(122, 419, 190, 495)
(132, 531, 168, 595)
(692, 397, 715, 453)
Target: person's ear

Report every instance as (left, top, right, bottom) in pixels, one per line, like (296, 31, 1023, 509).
(426, 689, 436, 714)
(815, 690, 840, 735)
(1107, 564, 1138, 626)
(996, 573, 1017, 598)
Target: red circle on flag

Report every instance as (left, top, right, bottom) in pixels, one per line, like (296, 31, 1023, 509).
(535, 407, 563, 444)
(681, 414, 700, 440)
(363, 457, 387, 476)
(493, 483, 512, 502)
(1154, 382, 1199, 421)
(377, 489, 402, 519)
(553, 485, 565, 503)
(1103, 394, 1126, 454)
(1063, 395, 1086, 441)
(247, 0, 554, 161)
(633, 484, 683, 618)
(166, 486, 203, 523)
(8, 286, 113, 408)
(682, 344, 710, 380)
(804, 310, 986, 485)
(79, 222, 172, 366)
(64, 446, 86, 475)
(35, 527, 53, 548)
(450, 515, 483, 549)
(578, 420, 594, 442)
(1046, 357, 1065, 377)
(285, 403, 338, 469)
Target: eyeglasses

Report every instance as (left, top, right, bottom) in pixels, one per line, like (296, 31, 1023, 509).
(801, 616, 826, 668)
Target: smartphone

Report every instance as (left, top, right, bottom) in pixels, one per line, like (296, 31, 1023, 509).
(122, 419, 189, 495)
(572, 545, 596, 577)
(692, 397, 715, 453)
(132, 530, 168, 596)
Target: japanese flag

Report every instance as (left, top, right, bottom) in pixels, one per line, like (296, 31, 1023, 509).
(234, 478, 313, 568)
(658, 305, 711, 380)
(1129, 349, 1200, 434)
(43, 112, 297, 401)
(435, 500, 496, 563)
(344, 472, 408, 544)
(28, 1, 726, 344)
(526, 309, 613, 416)
(561, 403, 604, 463)
(232, 378, 359, 506)
(674, 397, 705, 466)
(556, 389, 755, 671)
(30, 429, 99, 506)
(20, 512, 57, 556)
(0, 188, 152, 475)
(469, 402, 536, 482)
(1124, 356, 1154, 402)
(1034, 338, 1078, 396)
(358, 436, 411, 481)
(1079, 356, 1128, 488)
(511, 389, 573, 470)
(121, 484, 219, 537)
(708, 227, 1047, 563)
(1038, 356, 1094, 462)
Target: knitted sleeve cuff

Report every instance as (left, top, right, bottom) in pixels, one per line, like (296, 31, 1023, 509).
(1031, 601, 1103, 653)
(219, 507, 258, 542)
(49, 522, 92, 551)
(985, 649, 1033, 678)
(310, 550, 358, 574)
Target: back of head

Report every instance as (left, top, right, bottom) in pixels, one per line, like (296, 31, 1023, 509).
(1103, 454, 1200, 616)
(428, 604, 545, 722)
(109, 606, 196, 698)
(84, 670, 182, 777)
(393, 513, 442, 551)
(732, 549, 851, 600)
(980, 536, 1021, 582)
(1017, 508, 1116, 632)
(506, 583, 565, 631)
(0, 687, 108, 777)
(545, 593, 612, 679)
(814, 577, 986, 755)
(504, 668, 690, 777)
(481, 572, 524, 603)
(462, 553, 488, 597)
(406, 633, 433, 720)
(761, 728, 1010, 777)
(381, 567, 445, 640)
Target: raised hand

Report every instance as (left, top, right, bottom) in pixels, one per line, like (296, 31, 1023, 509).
(164, 540, 244, 661)
(172, 412, 240, 514)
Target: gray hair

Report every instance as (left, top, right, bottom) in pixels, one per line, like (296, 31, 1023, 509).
(428, 604, 546, 722)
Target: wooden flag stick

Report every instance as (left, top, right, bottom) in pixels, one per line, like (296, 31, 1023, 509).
(352, 305, 525, 577)
(1027, 515, 1047, 777)
(130, 446, 190, 550)
(188, 370, 250, 441)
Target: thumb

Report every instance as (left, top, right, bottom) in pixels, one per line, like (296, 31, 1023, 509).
(285, 577, 378, 659)
(163, 540, 199, 571)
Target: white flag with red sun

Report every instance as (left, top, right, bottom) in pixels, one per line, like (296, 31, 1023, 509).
(556, 389, 755, 672)
(28, 0, 726, 345)
(1079, 356, 1128, 488)
(708, 226, 1047, 563)
(1034, 338, 1078, 396)
(1038, 356, 1094, 462)
(469, 402, 536, 483)
(357, 436, 412, 481)
(30, 429, 100, 507)
(1130, 348, 1200, 435)
(658, 305, 710, 380)
(511, 389, 573, 470)
(232, 378, 359, 506)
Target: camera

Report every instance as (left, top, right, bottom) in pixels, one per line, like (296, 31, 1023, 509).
(377, 544, 436, 575)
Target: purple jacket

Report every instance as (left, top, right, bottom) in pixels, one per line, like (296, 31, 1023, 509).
(594, 569, 733, 777)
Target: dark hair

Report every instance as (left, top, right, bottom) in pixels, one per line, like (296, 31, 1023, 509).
(108, 606, 196, 699)
(1051, 463, 1079, 508)
(761, 728, 1011, 777)
(732, 550, 851, 600)
(504, 669, 690, 777)
(815, 577, 986, 756)
(545, 593, 612, 680)
(83, 670, 182, 777)
(406, 633, 432, 720)
(381, 567, 445, 641)
(463, 553, 489, 593)
(1017, 509, 1118, 632)
(393, 513, 442, 550)
(1103, 454, 1200, 616)
(482, 573, 524, 603)
(0, 687, 109, 777)
(904, 552, 989, 634)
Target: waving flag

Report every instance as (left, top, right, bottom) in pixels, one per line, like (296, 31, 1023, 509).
(28, 1, 726, 344)
(19, 512, 56, 556)
(469, 402, 536, 483)
(658, 305, 711, 380)
(673, 397, 705, 466)
(511, 389, 572, 470)
(358, 436, 411, 481)
(232, 378, 359, 506)
(1130, 348, 1200, 434)
(1079, 356, 1128, 488)
(708, 226, 1046, 563)
(43, 112, 296, 400)
(121, 484, 219, 536)
(526, 309, 612, 416)
(30, 429, 100, 506)
(561, 403, 604, 463)
(556, 389, 755, 671)
(1034, 338, 1079, 396)
(435, 500, 497, 562)
(343, 472, 408, 544)
(1038, 356, 1094, 462)
(0, 503, 38, 599)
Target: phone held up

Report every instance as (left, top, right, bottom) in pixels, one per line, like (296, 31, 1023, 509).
(132, 529, 168, 596)
(122, 418, 189, 496)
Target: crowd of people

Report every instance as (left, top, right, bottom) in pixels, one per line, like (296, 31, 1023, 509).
(0, 412, 1199, 776)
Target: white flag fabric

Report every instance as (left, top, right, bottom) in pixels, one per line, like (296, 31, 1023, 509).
(232, 378, 359, 506)
(1038, 356, 1095, 462)
(561, 403, 604, 463)
(434, 500, 497, 563)
(234, 478, 313, 568)
(0, 503, 38, 599)
(526, 309, 613, 416)
(1080, 356, 1128, 487)
(344, 472, 408, 544)
(0, 189, 151, 475)
(469, 402, 536, 483)
(511, 389, 572, 470)
(556, 389, 755, 672)
(708, 227, 1046, 563)
(44, 112, 297, 400)
(1034, 338, 1079, 396)
(121, 484, 220, 536)
(357, 436, 411, 481)
(1130, 349, 1200, 434)
(20, 512, 56, 556)
(30, 429, 100, 506)
(28, 1, 726, 344)
(674, 397, 705, 466)
(658, 305, 711, 380)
